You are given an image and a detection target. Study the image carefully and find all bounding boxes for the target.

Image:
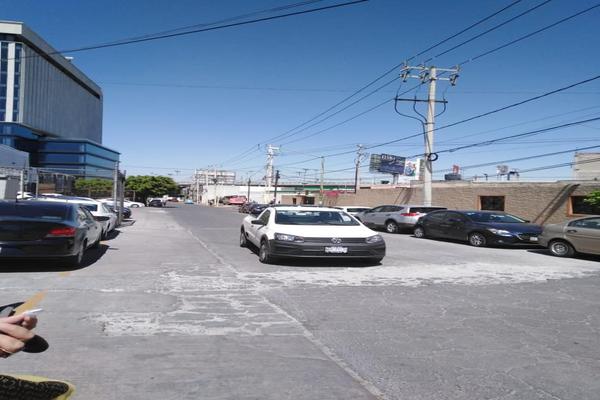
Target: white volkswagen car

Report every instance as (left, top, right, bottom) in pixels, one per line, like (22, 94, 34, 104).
(240, 206, 386, 264)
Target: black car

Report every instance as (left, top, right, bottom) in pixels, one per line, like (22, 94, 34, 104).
(0, 201, 105, 267)
(105, 204, 132, 219)
(413, 210, 543, 247)
(248, 203, 268, 216)
(147, 199, 163, 207)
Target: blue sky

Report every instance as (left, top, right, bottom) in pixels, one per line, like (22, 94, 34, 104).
(3, 0, 600, 183)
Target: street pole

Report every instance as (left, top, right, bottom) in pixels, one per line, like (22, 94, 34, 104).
(112, 161, 119, 208)
(213, 166, 218, 207)
(319, 157, 324, 205)
(247, 178, 251, 201)
(19, 169, 24, 199)
(399, 64, 459, 206)
(273, 170, 280, 203)
(354, 144, 364, 194)
(204, 169, 209, 205)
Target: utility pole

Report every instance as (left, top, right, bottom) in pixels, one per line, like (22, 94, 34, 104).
(273, 170, 280, 204)
(213, 165, 218, 207)
(247, 177, 251, 201)
(265, 145, 279, 202)
(194, 169, 199, 204)
(112, 161, 119, 208)
(400, 64, 459, 206)
(319, 157, 325, 205)
(354, 144, 365, 194)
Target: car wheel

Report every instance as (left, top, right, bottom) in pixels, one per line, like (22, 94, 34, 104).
(91, 235, 101, 249)
(258, 240, 274, 264)
(65, 241, 85, 267)
(385, 220, 399, 234)
(549, 240, 575, 257)
(240, 229, 248, 248)
(468, 232, 487, 247)
(414, 226, 426, 238)
(101, 228, 108, 240)
(131, 204, 139, 208)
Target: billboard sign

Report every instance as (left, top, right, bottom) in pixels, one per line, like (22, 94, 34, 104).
(379, 154, 406, 174)
(369, 154, 381, 173)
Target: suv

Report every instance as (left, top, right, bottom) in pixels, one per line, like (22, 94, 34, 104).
(356, 204, 446, 233)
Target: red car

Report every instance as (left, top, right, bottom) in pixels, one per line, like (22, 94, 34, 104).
(227, 196, 247, 206)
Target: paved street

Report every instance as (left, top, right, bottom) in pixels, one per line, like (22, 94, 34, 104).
(3, 205, 600, 399)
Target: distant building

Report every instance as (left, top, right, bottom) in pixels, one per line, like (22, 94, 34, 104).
(0, 21, 118, 178)
(573, 152, 600, 180)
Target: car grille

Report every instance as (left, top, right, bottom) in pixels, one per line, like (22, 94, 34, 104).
(302, 237, 367, 244)
(516, 233, 539, 241)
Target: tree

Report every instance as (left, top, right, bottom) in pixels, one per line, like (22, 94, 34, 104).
(125, 175, 178, 202)
(583, 190, 600, 208)
(74, 178, 113, 197)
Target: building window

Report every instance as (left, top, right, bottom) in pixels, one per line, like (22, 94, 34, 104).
(479, 195, 505, 211)
(570, 196, 600, 215)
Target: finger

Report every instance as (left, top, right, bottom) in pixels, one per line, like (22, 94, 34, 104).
(0, 333, 25, 354)
(21, 315, 37, 330)
(0, 322, 34, 342)
(0, 314, 26, 325)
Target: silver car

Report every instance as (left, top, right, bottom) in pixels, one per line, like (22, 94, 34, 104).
(333, 206, 372, 217)
(539, 215, 600, 257)
(356, 204, 446, 233)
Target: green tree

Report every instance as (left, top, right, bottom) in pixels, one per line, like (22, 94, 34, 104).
(125, 175, 178, 202)
(583, 190, 600, 208)
(74, 178, 113, 197)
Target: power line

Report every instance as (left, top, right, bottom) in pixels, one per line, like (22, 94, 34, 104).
(224, 0, 525, 161)
(44, 0, 369, 56)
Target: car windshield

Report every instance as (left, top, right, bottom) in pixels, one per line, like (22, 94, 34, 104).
(81, 204, 98, 212)
(465, 212, 526, 223)
(275, 210, 359, 225)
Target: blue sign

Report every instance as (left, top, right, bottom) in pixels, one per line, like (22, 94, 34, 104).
(379, 154, 406, 174)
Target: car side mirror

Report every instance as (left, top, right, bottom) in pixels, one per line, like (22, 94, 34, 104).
(251, 219, 265, 225)
(94, 216, 110, 222)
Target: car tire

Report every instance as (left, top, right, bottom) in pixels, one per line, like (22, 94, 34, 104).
(131, 204, 139, 208)
(91, 235, 101, 249)
(385, 220, 399, 234)
(240, 229, 248, 248)
(414, 226, 426, 238)
(258, 240, 274, 264)
(548, 240, 575, 257)
(468, 232, 487, 247)
(65, 241, 85, 268)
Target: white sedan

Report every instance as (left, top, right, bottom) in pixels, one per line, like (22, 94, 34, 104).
(99, 199, 145, 208)
(240, 206, 386, 264)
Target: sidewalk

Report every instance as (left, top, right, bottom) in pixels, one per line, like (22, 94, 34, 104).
(2, 208, 377, 399)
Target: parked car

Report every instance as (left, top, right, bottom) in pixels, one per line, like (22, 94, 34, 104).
(413, 210, 542, 247)
(240, 206, 386, 264)
(99, 198, 145, 208)
(227, 196, 247, 206)
(35, 196, 117, 239)
(538, 215, 600, 257)
(0, 200, 103, 267)
(356, 204, 446, 233)
(147, 198, 164, 207)
(239, 201, 257, 213)
(184, 199, 194, 204)
(105, 204, 132, 219)
(333, 206, 372, 217)
(248, 203, 268, 216)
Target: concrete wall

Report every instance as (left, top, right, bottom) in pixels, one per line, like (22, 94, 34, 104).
(328, 181, 600, 225)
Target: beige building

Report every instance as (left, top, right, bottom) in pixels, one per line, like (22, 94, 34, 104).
(573, 152, 600, 180)
(282, 181, 600, 225)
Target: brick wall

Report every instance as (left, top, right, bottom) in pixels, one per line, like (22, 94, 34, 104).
(327, 181, 600, 224)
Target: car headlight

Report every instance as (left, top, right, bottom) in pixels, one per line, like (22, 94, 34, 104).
(274, 233, 304, 242)
(365, 234, 384, 244)
(487, 228, 513, 237)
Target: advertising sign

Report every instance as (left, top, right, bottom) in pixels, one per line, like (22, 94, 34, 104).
(369, 154, 381, 173)
(379, 154, 406, 175)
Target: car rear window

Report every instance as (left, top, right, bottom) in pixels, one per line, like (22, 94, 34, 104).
(347, 207, 369, 213)
(409, 207, 446, 214)
(275, 210, 359, 226)
(0, 202, 68, 220)
(81, 204, 98, 212)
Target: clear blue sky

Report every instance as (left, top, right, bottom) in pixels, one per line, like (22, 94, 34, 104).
(3, 0, 600, 183)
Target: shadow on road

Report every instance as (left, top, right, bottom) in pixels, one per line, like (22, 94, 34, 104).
(408, 235, 543, 250)
(526, 248, 600, 262)
(0, 244, 110, 273)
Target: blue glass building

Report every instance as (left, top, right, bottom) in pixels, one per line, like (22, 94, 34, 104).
(0, 21, 118, 178)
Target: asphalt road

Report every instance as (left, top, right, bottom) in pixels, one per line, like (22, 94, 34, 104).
(3, 204, 600, 399)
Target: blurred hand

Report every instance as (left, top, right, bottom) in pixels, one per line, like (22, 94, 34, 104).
(0, 315, 37, 358)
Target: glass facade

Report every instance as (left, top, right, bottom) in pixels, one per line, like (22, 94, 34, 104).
(0, 42, 7, 122)
(0, 123, 119, 179)
(13, 43, 21, 122)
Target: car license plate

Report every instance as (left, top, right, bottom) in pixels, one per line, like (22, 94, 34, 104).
(529, 237, 538, 242)
(325, 246, 348, 254)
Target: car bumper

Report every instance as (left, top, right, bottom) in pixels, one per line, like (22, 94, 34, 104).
(487, 233, 542, 246)
(0, 238, 78, 259)
(269, 239, 386, 258)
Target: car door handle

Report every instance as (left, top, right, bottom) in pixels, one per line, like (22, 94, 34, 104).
(566, 229, 577, 233)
